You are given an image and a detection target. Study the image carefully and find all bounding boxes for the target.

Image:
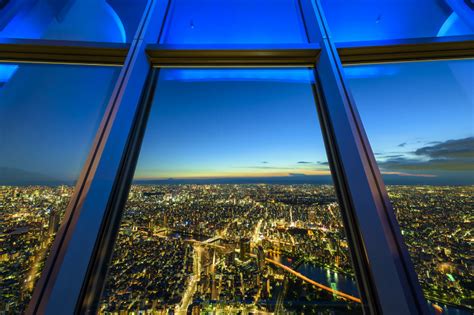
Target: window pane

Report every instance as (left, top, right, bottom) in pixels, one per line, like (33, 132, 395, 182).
(99, 69, 363, 313)
(0, 0, 148, 43)
(161, 0, 308, 44)
(346, 60, 473, 314)
(320, 0, 474, 43)
(0, 63, 120, 313)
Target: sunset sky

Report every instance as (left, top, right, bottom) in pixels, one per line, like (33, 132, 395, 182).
(134, 63, 473, 184)
(1, 62, 472, 185)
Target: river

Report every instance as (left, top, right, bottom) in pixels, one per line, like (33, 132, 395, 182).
(275, 255, 471, 315)
(167, 232, 471, 314)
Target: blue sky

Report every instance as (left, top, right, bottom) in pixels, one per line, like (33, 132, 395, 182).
(0, 64, 119, 185)
(134, 69, 330, 180)
(1, 0, 473, 186)
(346, 60, 473, 184)
(0, 62, 472, 185)
(133, 62, 473, 185)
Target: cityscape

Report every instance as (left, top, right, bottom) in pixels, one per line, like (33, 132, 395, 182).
(0, 184, 472, 314)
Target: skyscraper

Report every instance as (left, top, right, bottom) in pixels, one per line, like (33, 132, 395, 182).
(48, 210, 60, 236)
(239, 238, 251, 261)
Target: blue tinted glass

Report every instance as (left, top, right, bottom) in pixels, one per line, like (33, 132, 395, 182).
(99, 69, 364, 314)
(347, 60, 473, 313)
(0, 0, 148, 43)
(320, 0, 474, 42)
(161, 0, 308, 44)
(0, 63, 119, 313)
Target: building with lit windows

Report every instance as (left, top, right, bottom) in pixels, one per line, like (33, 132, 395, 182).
(0, 1, 473, 314)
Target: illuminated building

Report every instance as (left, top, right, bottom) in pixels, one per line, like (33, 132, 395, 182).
(239, 238, 251, 261)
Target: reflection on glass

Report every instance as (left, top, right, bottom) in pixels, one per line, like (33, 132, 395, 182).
(346, 60, 473, 314)
(0, 0, 148, 43)
(99, 69, 363, 313)
(320, 0, 474, 42)
(0, 63, 120, 313)
(161, 0, 307, 44)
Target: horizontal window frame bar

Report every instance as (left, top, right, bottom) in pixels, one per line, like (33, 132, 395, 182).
(145, 37, 474, 67)
(0, 36, 473, 67)
(146, 44, 321, 67)
(337, 35, 474, 65)
(0, 38, 129, 65)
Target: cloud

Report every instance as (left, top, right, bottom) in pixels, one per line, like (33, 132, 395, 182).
(288, 173, 307, 176)
(398, 142, 407, 147)
(377, 137, 474, 172)
(379, 159, 473, 171)
(235, 160, 331, 171)
(415, 137, 474, 159)
(381, 171, 437, 178)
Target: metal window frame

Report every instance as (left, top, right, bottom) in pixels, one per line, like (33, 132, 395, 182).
(0, 0, 467, 314)
(300, 1, 430, 314)
(24, 0, 172, 313)
(337, 35, 474, 65)
(0, 38, 129, 66)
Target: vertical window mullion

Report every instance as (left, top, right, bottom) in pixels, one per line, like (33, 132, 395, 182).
(298, 0, 430, 314)
(25, 1, 171, 314)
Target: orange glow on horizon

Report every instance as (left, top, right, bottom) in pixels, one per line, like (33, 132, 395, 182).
(134, 169, 332, 180)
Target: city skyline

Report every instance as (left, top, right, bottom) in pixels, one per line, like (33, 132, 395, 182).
(3, 184, 472, 313)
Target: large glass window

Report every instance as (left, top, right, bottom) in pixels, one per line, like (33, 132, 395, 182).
(320, 0, 474, 43)
(346, 59, 473, 314)
(160, 0, 308, 44)
(0, 63, 120, 313)
(99, 68, 363, 314)
(0, 0, 148, 43)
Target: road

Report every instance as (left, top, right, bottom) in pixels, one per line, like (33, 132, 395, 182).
(187, 239, 361, 304)
(251, 253, 361, 304)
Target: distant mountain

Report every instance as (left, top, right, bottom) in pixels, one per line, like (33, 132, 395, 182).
(0, 167, 71, 186)
(133, 174, 473, 186)
(134, 175, 334, 185)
